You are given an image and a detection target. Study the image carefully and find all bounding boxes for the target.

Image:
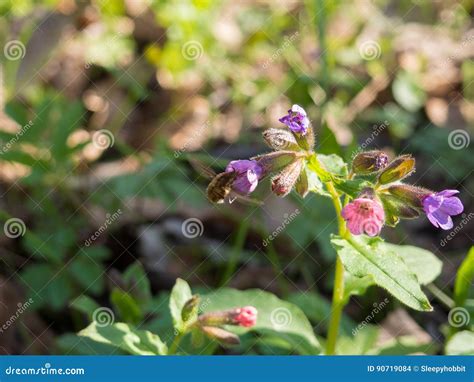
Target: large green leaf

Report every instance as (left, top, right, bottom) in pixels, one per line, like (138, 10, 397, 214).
(78, 322, 167, 355)
(201, 288, 320, 354)
(331, 236, 432, 311)
(169, 278, 193, 333)
(384, 243, 442, 285)
(445, 331, 474, 355)
(454, 247, 474, 306)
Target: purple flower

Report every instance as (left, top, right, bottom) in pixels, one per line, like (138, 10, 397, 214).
(422, 190, 464, 230)
(279, 104, 310, 135)
(226, 160, 263, 194)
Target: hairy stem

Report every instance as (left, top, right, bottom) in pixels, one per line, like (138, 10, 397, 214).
(325, 181, 348, 355)
(168, 332, 184, 355)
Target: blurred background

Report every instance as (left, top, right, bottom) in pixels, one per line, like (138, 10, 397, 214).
(0, 0, 472, 355)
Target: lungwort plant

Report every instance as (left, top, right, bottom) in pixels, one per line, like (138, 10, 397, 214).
(206, 104, 464, 355)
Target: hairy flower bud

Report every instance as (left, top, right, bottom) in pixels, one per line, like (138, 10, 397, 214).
(198, 306, 258, 328)
(271, 159, 304, 197)
(181, 295, 200, 323)
(386, 184, 431, 210)
(200, 326, 240, 346)
(252, 151, 301, 174)
(263, 128, 300, 151)
(295, 167, 309, 198)
(352, 150, 389, 174)
(379, 193, 420, 227)
(377, 155, 415, 185)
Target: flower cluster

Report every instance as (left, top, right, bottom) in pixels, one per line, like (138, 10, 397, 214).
(207, 103, 464, 235)
(206, 104, 313, 203)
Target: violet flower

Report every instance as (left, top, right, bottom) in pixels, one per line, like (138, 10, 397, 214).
(341, 198, 385, 237)
(422, 190, 464, 230)
(279, 104, 310, 135)
(226, 160, 263, 194)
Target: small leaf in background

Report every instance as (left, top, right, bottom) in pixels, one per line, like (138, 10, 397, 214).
(200, 288, 320, 355)
(169, 278, 193, 333)
(78, 322, 168, 355)
(70, 295, 101, 317)
(392, 70, 426, 112)
(445, 331, 474, 355)
(343, 274, 374, 304)
(331, 236, 432, 311)
(454, 246, 474, 307)
(123, 262, 152, 306)
(384, 243, 442, 285)
(110, 289, 142, 325)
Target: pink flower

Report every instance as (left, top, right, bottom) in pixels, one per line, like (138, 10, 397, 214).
(234, 306, 258, 327)
(341, 198, 385, 236)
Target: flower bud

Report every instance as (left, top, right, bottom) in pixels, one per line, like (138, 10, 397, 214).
(198, 306, 258, 328)
(252, 151, 301, 174)
(262, 128, 300, 151)
(379, 193, 420, 227)
(271, 159, 304, 197)
(295, 167, 309, 198)
(352, 150, 389, 174)
(377, 155, 415, 185)
(386, 184, 431, 210)
(200, 326, 240, 346)
(181, 295, 200, 323)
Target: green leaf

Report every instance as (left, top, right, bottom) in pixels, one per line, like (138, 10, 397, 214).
(333, 178, 370, 199)
(337, 325, 379, 355)
(392, 71, 426, 112)
(70, 295, 101, 317)
(384, 243, 442, 285)
(123, 261, 152, 306)
(110, 288, 142, 324)
(78, 322, 168, 355)
(169, 278, 193, 333)
(331, 236, 432, 311)
(305, 167, 328, 197)
(343, 273, 374, 303)
(445, 331, 474, 355)
(317, 154, 348, 176)
(374, 336, 438, 355)
(201, 288, 320, 354)
(454, 246, 474, 306)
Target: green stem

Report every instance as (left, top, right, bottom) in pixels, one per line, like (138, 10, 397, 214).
(168, 332, 185, 355)
(427, 283, 454, 309)
(325, 181, 348, 355)
(219, 217, 250, 287)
